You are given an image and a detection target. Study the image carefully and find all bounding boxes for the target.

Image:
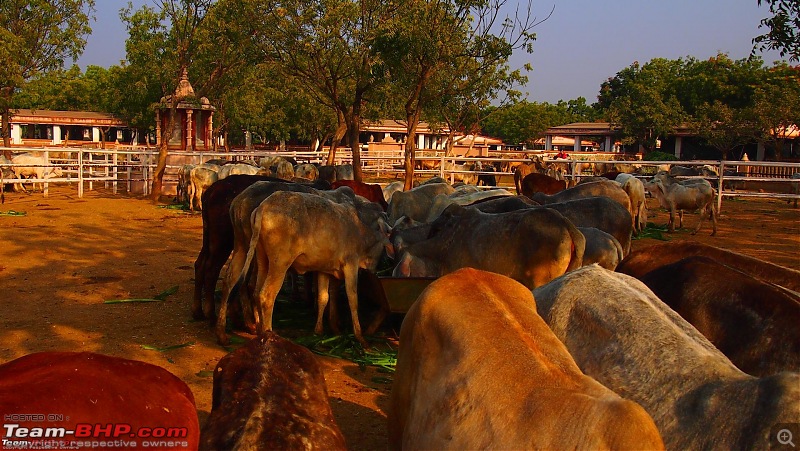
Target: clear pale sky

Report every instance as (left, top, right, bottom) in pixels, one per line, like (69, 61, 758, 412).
(75, 0, 787, 104)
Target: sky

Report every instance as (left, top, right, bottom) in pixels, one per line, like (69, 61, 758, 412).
(75, 0, 787, 104)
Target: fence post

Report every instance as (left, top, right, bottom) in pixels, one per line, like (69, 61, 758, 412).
(717, 160, 725, 213)
(43, 149, 50, 197)
(78, 149, 84, 198)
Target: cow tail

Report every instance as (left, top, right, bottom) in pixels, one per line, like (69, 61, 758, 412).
(229, 210, 263, 305)
(567, 222, 586, 272)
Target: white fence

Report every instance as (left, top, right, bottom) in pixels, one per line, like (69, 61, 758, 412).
(2, 147, 799, 211)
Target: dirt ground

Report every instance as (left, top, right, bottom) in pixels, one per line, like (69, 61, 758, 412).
(0, 184, 798, 450)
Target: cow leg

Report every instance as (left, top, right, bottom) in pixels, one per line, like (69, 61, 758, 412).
(343, 266, 368, 348)
(315, 273, 331, 335)
(709, 203, 718, 236)
(254, 261, 290, 334)
(668, 208, 676, 232)
(192, 248, 207, 320)
(677, 210, 684, 229)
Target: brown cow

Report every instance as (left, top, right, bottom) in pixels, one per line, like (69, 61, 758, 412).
(533, 265, 800, 450)
(200, 333, 346, 450)
(520, 172, 567, 197)
(638, 255, 800, 376)
(332, 179, 388, 210)
(616, 241, 800, 292)
(388, 268, 664, 450)
(0, 352, 200, 450)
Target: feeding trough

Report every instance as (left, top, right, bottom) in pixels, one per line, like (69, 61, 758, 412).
(358, 270, 437, 314)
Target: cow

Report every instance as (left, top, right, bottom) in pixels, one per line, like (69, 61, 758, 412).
(393, 204, 585, 290)
(0, 352, 200, 450)
(424, 188, 513, 222)
(475, 161, 497, 186)
(214, 180, 345, 329)
(176, 163, 195, 204)
(645, 175, 717, 235)
(217, 162, 263, 180)
(218, 191, 391, 346)
(200, 333, 346, 450)
(317, 165, 337, 183)
(187, 163, 220, 211)
(637, 255, 800, 376)
(386, 182, 455, 224)
(669, 164, 718, 177)
(513, 156, 562, 194)
(616, 241, 800, 293)
(468, 194, 539, 213)
(332, 179, 389, 210)
(294, 163, 319, 181)
(530, 179, 633, 228)
(520, 172, 567, 197)
(388, 268, 664, 450)
(577, 227, 624, 270)
(533, 265, 800, 450)
(335, 164, 355, 181)
(382, 181, 404, 203)
(615, 173, 647, 234)
(10, 152, 64, 192)
(192, 174, 324, 321)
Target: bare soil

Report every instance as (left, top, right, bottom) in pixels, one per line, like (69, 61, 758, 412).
(0, 185, 798, 450)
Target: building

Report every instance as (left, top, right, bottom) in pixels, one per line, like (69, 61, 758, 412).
(7, 109, 140, 148)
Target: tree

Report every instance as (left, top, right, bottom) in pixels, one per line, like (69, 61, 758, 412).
(598, 59, 686, 153)
(751, 62, 800, 160)
(692, 101, 758, 160)
(753, 0, 800, 61)
(0, 0, 95, 155)
(375, 0, 540, 189)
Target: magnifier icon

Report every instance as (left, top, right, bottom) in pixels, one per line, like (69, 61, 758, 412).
(778, 429, 796, 448)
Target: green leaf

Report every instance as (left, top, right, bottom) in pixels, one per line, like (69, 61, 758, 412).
(0, 210, 26, 216)
(141, 342, 195, 352)
(153, 285, 179, 300)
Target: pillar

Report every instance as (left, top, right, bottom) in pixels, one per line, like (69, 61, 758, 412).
(92, 127, 101, 142)
(604, 135, 612, 152)
(155, 111, 162, 146)
(574, 135, 581, 152)
(674, 136, 683, 159)
(757, 142, 765, 161)
(418, 133, 425, 151)
(186, 110, 193, 151)
(11, 124, 22, 144)
(53, 126, 62, 145)
(545, 135, 553, 151)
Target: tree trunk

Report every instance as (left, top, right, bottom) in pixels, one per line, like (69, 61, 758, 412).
(347, 109, 363, 182)
(1, 109, 10, 159)
(151, 107, 178, 203)
(327, 110, 347, 166)
(404, 118, 420, 191)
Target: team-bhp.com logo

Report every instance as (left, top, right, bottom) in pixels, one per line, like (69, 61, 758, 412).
(3, 422, 190, 449)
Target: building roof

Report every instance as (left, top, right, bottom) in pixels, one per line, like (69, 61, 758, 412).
(11, 109, 127, 127)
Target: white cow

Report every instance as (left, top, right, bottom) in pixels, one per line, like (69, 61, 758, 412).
(187, 164, 220, 211)
(11, 153, 64, 192)
(533, 265, 800, 450)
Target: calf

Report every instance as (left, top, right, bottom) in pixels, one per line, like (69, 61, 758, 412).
(638, 255, 800, 376)
(645, 176, 717, 235)
(192, 174, 296, 321)
(533, 265, 800, 450)
(520, 172, 567, 197)
(218, 191, 390, 346)
(0, 352, 200, 450)
(393, 205, 585, 290)
(200, 333, 346, 450)
(187, 163, 220, 211)
(389, 268, 663, 450)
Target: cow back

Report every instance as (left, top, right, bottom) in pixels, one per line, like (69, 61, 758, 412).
(389, 268, 663, 450)
(201, 333, 346, 450)
(639, 256, 800, 376)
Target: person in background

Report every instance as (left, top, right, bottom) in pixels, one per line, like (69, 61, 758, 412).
(555, 149, 569, 159)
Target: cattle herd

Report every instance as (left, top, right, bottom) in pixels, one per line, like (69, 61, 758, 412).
(1, 155, 798, 450)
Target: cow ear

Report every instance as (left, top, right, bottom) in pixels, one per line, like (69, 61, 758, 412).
(394, 253, 412, 277)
